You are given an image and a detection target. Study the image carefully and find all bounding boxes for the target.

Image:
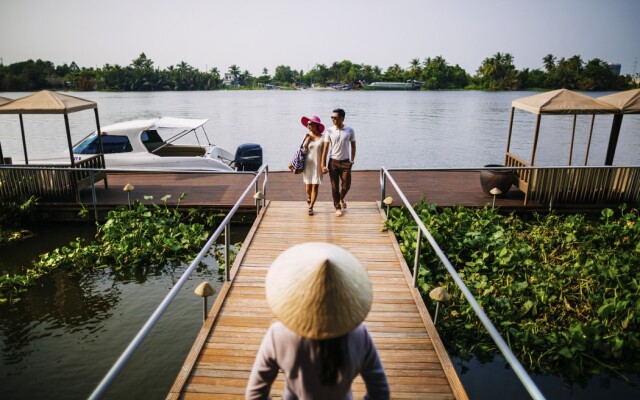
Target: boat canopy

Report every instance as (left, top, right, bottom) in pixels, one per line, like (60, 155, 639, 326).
(101, 117, 209, 133)
(150, 117, 209, 130)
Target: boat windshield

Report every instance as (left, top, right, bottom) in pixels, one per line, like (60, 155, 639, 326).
(73, 133, 133, 154)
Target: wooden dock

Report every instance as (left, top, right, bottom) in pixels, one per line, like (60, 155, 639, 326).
(69, 170, 544, 213)
(168, 200, 468, 399)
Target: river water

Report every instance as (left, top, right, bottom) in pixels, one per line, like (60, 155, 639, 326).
(0, 90, 638, 169)
(1, 91, 639, 399)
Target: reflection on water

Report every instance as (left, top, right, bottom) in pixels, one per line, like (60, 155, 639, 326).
(454, 355, 640, 399)
(1, 270, 121, 365)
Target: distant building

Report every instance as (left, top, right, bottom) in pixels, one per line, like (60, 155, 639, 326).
(223, 73, 240, 87)
(608, 63, 621, 75)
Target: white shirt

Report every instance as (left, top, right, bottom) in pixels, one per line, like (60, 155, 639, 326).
(324, 125, 356, 161)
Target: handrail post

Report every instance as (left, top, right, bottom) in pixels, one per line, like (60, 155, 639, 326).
(413, 226, 422, 288)
(224, 223, 231, 282)
(379, 168, 387, 207)
(262, 165, 269, 199)
(254, 179, 260, 215)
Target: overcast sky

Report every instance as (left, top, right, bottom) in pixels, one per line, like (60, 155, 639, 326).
(1, 0, 639, 76)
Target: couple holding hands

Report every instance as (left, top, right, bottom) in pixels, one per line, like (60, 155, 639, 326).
(294, 108, 356, 217)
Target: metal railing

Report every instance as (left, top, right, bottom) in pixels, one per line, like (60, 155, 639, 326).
(88, 164, 268, 399)
(379, 167, 546, 400)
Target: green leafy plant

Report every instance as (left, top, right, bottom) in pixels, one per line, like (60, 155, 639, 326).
(386, 200, 640, 382)
(0, 194, 234, 304)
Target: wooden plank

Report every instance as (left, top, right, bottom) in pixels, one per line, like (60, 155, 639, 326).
(170, 201, 467, 399)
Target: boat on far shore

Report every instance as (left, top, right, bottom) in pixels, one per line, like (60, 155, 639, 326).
(364, 80, 424, 90)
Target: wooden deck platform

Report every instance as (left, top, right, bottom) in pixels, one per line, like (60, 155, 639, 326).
(72, 170, 535, 211)
(168, 201, 468, 399)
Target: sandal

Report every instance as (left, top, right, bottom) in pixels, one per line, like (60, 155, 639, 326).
(308, 208, 314, 216)
(335, 209, 343, 217)
(340, 200, 347, 209)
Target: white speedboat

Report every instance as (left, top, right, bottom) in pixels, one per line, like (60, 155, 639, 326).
(34, 117, 263, 171)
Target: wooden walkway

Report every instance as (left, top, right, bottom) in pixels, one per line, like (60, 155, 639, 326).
(168, 200, 467, 399)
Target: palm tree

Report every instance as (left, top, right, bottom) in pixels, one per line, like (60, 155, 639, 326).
(409, 58, 421, 80)
(228, 65, 241, 76)
(479, 52, 518, 90)
(543, 54, 556, 73)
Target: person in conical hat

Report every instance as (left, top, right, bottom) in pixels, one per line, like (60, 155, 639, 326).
(246, 242, 389, 399)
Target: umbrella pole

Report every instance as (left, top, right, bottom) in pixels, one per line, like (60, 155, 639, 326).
(19, 114, 28, 164)
(584, 114, 595, 165)
(505, 107, 515, 164)
(94, 107, 108, 189)
(64, 113, 75, 167)
(605, 114, 624, 166)
(530, 114, 541, 166)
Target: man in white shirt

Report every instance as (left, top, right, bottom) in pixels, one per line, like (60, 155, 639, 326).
(321, 108, 356, 217)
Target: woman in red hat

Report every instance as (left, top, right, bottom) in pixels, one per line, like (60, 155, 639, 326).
(299, 115, 325, 215)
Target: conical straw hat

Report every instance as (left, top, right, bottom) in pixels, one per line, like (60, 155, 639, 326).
(266, 242, 373, 340)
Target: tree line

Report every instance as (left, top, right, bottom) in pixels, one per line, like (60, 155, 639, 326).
(0, 52, 636, 92)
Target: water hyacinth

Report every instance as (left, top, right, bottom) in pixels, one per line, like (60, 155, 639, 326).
(385, 200, 640, 382)
(0, 194, 237, 304)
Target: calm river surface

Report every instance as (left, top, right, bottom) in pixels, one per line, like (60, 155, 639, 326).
(0, 90, 638, 169)
(1, 91, 639, 399)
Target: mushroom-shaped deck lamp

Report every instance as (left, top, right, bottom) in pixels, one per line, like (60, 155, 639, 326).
(429, 286, 450, 325)
(490, 187, 502, 209)
(253, 191, 265, 214)
(195, 281, 216, 322)
(123, 183, 134, 208)
(383, 196, 394, 216)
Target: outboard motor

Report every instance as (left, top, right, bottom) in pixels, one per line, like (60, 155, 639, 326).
(234, 143, 263, 171)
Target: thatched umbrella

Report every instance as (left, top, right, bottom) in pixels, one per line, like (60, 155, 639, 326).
(507, 89, 618, 166)
(597, 89, 640, 165)
(0, 90, 105, 166)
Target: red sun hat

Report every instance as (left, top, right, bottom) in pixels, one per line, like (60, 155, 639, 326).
(301, 115, 325, 134)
